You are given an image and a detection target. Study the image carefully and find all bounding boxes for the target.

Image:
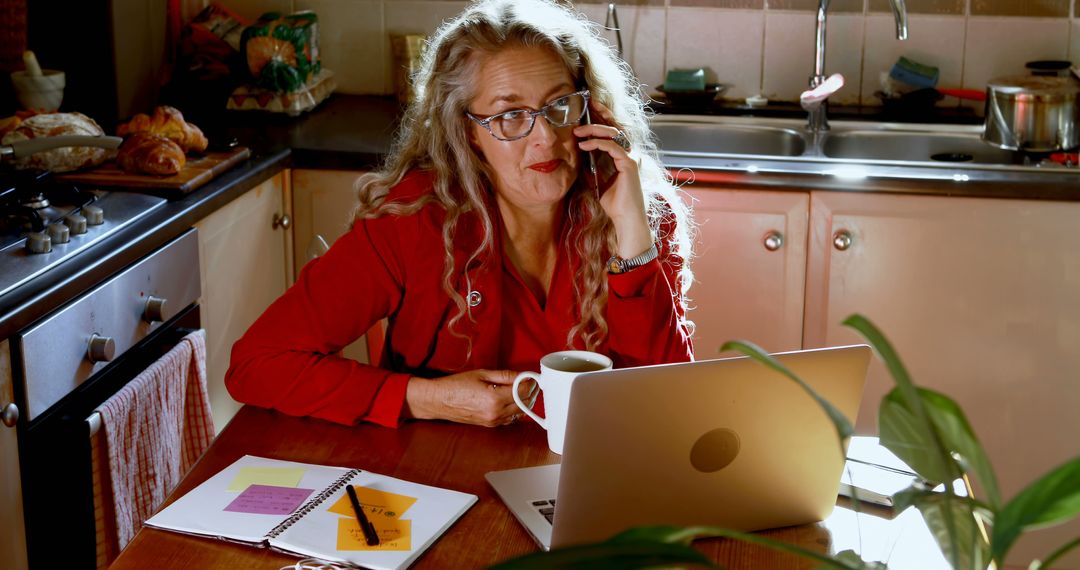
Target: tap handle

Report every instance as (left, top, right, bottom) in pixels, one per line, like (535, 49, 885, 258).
(605, 3, 623, 57)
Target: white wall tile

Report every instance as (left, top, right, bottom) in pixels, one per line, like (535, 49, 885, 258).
(297, 0, 384, 94)
(666, 8, 765, 101)
(218, 0, 294, 22)
(963, 17, 1069, 90)
(763, 11, 864, 105)
(861, 14, 965, 106)
(1068, 19, 1080, 65)
(576, 4, 668, 92)
(384, 1, 468, 94)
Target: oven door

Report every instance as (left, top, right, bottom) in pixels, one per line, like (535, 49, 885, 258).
(12, 229, 201, 568)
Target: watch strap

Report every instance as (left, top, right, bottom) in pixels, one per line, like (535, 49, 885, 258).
(607, 244, 659, 274)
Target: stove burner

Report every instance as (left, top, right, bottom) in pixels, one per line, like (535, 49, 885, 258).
(0, 175, 96, 239)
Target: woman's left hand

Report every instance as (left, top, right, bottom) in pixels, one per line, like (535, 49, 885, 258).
(574, 101, 653, 259)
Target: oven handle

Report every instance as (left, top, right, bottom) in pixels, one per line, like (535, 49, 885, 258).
(83, 325, 200, 438)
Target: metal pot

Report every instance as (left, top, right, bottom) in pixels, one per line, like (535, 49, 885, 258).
(983, 75, 1080, 152)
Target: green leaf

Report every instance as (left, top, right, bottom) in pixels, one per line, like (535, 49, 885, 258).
(916, 388, 1001, 510)
(992, 457, 1080, 564)
(1030, 536, 1080, 570)
(487, 541, 717, 570)
(878, 389, 956, 485)
(818, 550, 887, 570)
(606, 525, 707, 546)
(903, 490, 992, 570)
(720, 340, 854, 450)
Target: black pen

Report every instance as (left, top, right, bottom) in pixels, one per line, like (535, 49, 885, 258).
(345, 484, 380, 546)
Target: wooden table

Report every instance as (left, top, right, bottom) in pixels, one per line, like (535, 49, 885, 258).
(111, 406, 948, 569)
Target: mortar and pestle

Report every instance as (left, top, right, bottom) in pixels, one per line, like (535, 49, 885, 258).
(10, 51, 65, 112)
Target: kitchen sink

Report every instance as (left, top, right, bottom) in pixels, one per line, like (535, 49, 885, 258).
(650, 123, 807, 157)
(821, 130, 1019, 164)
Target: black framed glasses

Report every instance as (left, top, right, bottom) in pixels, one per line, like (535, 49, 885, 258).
(466, 89, 590, 141)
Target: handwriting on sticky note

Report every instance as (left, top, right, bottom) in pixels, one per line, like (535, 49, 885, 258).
(227, 466, 306, 492)
(328, 486, 417, 520)
(223, 485, 314, 515)
(337, 516, 411, 551)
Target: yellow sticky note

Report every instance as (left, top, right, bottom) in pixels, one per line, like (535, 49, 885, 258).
(327, 486, 417, 521)
(336, 517, 411, 551)
(226, 466, 306, 492)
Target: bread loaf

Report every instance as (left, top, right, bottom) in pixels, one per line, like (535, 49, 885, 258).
(1, 112, 109, 172)
(117, 106, 208, 153)
(116, 132, 186, 175)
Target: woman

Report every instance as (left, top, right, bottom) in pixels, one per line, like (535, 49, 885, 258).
(225, 0, 694, 428)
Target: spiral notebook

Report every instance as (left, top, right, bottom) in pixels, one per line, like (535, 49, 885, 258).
(144, 455, 477, 569)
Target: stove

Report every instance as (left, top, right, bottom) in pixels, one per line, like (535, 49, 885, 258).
(0, 171, 167, 299)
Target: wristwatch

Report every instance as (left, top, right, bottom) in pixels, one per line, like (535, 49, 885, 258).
(607, 244, 658, 274)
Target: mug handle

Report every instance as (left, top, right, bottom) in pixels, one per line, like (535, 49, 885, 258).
(512, 372, 545, 428)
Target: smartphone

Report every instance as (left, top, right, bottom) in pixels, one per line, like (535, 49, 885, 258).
(582, 107, 618, 195)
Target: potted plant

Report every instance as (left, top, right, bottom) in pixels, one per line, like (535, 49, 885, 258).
(491, 315, 1080, 569)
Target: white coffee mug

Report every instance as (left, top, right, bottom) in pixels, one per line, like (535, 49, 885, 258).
(513, 350, 613, 454)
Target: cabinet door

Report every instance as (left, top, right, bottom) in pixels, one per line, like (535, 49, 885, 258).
(805, 191, 1080, 565)
(291, 169, 373, 363)
(684, 187, 808, 358)
(195, 173, 291, 432)
(0, 340, 28, 570)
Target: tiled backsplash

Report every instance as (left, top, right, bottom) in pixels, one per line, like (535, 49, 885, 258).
(219, 0, 1080, 105)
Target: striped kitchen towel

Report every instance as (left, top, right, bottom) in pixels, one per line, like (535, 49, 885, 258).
(96, 329, 215, 554)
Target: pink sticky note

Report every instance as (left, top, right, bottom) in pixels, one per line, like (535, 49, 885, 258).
(224, 484, 314, 515)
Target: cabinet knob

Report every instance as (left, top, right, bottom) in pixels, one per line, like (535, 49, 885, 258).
(144, 296, 168, 323)
(833, 230, 852, 251)
(1, 403, 18, 428)
(87, 334, 116, 363)
(272, 213, 291, 230)
(763, 231, 784, 251)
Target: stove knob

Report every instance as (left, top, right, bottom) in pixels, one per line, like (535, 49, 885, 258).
(83, 205, 104, 226)
(87, 334, 116, 363)
(65, 213, 87, 235)
(47, 223, 70, 244)
(144, 296, 168, 323)
(25, 232, 52, 254)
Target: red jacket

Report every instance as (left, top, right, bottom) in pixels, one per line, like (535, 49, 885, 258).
(226, 170, 693, 427)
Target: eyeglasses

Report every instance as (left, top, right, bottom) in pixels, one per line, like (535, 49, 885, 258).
(466, 89, 590, 142)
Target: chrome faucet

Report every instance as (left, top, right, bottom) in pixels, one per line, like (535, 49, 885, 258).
(605, 3, 623, 58)
(804, 0, 908, 132)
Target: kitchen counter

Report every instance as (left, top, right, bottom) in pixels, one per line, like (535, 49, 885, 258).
(3, 92, 1078, 336)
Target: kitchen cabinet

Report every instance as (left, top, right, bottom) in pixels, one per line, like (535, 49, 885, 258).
(195, 172, 292, 432)
(689, 183, 1080, 565)
(682, 186, 808, 357)
(291, 169, 375, 364)
(0, 340, 29, 570)
(803, 191, 1080, 563)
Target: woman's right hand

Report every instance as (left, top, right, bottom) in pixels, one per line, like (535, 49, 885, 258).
(404, 369, 529, 427)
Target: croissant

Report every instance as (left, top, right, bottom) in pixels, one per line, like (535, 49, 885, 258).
(117, 132, 186, 175)
(117, 105, 209, 153)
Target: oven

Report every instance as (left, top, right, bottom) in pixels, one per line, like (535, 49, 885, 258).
(1, 173, 201, 568)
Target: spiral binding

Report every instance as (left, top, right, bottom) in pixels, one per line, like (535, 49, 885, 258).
(267, 469, 361, 539)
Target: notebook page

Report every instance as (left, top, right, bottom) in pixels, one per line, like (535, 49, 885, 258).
(145, 455, 353, 543)
(271, 469, 478, 570)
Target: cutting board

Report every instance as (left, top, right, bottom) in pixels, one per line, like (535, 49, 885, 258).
(57, 146, 252, 199)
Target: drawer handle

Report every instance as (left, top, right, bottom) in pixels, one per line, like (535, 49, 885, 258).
(87, 334, 116, 363)
(833, 230, 852, 251)
(1, 403, 17, 428)
(763, 231, 783, 251)
(272, 213, 291, 230)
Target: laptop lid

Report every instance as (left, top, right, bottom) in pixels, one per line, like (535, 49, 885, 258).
(549, 344, 871, 548)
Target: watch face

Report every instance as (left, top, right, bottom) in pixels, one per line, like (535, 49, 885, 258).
(608, 258, 623, 274)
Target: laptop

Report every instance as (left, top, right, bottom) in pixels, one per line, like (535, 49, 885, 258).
(485, 344, 871, 550)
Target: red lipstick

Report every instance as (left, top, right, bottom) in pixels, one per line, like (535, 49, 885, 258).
(528, 159, 561, 173)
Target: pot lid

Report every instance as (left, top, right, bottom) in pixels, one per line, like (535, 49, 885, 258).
(986, 75, 1080, 95)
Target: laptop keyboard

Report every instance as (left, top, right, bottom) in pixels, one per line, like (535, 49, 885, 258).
(530, 498, 556, 524)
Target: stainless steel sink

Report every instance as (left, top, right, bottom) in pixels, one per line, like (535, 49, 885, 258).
(650, 123, 807, 157)
(821, 130, 1018, 164)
